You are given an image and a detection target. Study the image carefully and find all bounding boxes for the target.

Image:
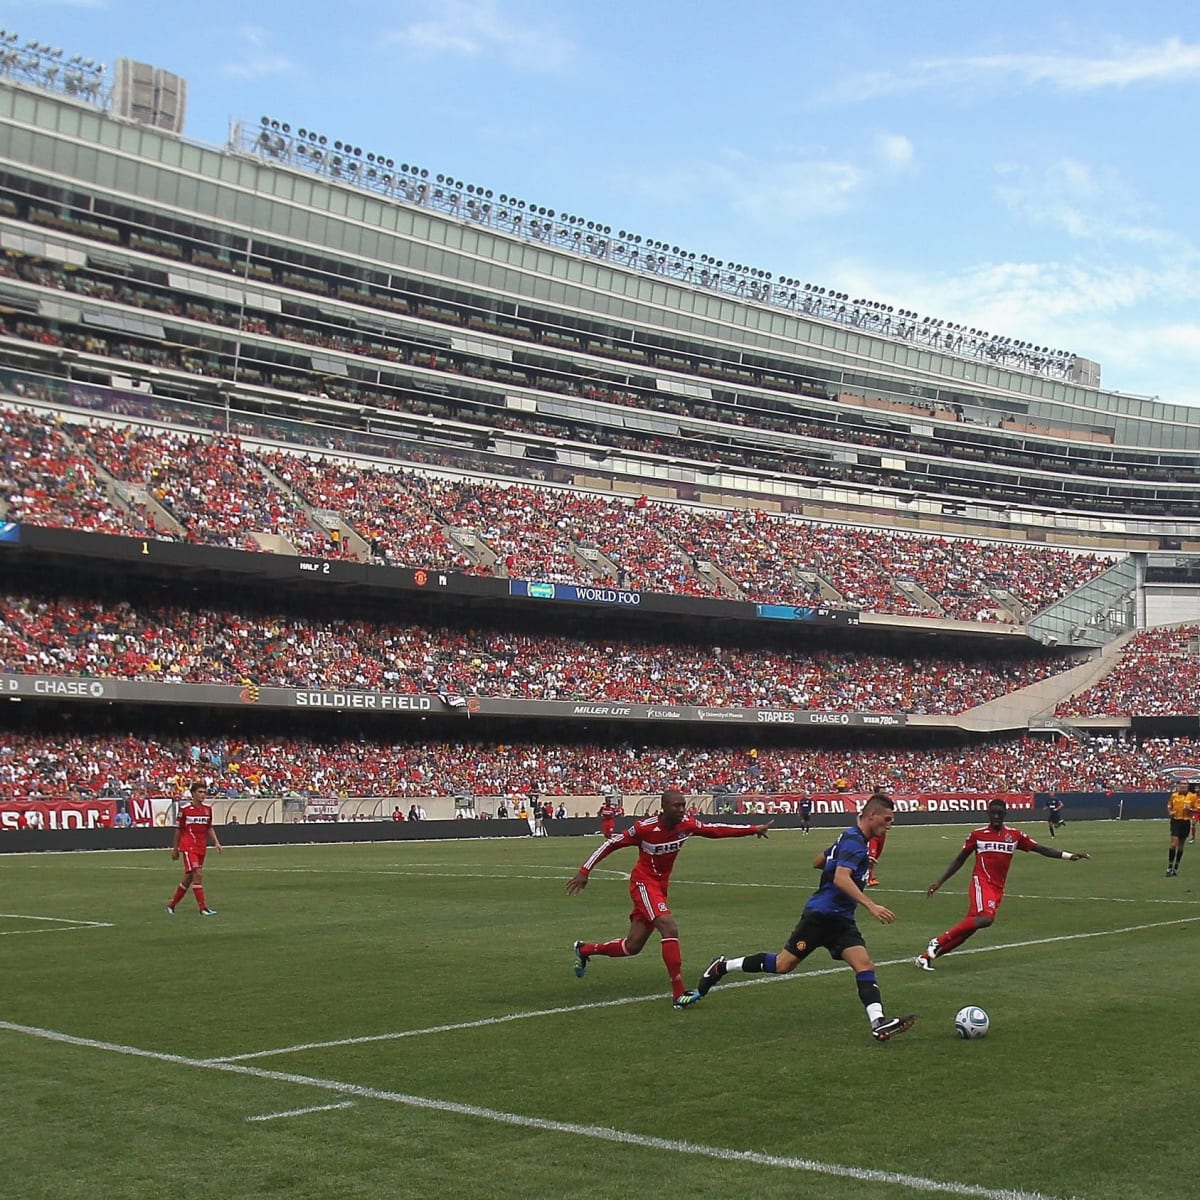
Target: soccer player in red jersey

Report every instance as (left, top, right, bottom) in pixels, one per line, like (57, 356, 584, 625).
(566, 788, 771, 1008)
(865, 828, 886, 886)
(598, 796, 622, 840)
(166, 783, 223, 916)
(916, 798, 1089, 970)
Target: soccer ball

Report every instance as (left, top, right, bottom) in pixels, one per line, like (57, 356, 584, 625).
(954, 1005, 990, 1039)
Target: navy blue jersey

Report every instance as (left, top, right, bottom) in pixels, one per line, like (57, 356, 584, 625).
(806, 824, 869, 918)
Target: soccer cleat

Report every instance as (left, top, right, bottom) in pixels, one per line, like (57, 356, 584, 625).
(573, 940, 589, 978)
(866, 878, 881, 887)
(696, 955, 727, 997)
(673, 991, 701, 1009)
(199, 908, 218, 916)
(925, 937, 941, 959)
(871, 1013, 918, 1041)
(915, 952, 935, 972)
(165, 906, 175, 916)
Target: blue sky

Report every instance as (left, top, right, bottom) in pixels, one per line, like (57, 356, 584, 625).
(6, 0, 1200, 405)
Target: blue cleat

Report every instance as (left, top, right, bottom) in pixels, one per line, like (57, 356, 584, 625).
(199, 908, 218, 917)
(573, 940, 588, 978)
(673, 991, 701, 1009)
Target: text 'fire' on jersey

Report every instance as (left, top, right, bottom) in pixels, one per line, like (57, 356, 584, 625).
(962, 825, 1038, 888)
(579, 813, 758, 882)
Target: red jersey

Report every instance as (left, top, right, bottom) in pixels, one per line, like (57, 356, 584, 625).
(176, 803, 215, 854)
(961, 824, 1039, 890)
(579, 813, 756, 885)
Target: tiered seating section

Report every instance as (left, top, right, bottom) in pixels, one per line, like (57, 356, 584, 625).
(0, 403, 1113, 619)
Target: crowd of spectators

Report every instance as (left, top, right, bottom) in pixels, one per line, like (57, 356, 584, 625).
(0, 727, 1185, 803)
(1056, 625, 1200, 716)
(1, 401, 1115, 619)
(72, 424, 328, 554)
(1, 589, 1071, 711)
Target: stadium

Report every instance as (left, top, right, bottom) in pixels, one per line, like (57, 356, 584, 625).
(2, 28, 1198, 1200)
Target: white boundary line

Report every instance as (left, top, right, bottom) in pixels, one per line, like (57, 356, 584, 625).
(247, 1100, 356, 1122)
(211, 914, 1200, 1063)
(0, 913, 113, 936)
(0, 1018, 1074, 1200)
(93, 862, 1200, 906)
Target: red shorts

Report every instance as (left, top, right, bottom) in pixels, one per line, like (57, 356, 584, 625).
(628, 877, 671, 926)
(602, 820, 615, 838)
(966, 876, 1004, 921)
(181, 848, 207, 873)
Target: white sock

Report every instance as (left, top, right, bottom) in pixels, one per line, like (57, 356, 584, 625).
(726, 957, 745, 972)
(867, 1002, 884, 1024)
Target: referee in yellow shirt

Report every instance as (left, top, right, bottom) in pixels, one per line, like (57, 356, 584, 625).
(1167, 785, 1197, 876)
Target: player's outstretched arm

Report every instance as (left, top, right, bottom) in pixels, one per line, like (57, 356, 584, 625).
(926, 849, 970, 897)
(1033, 845, 1090, 861)
(754, 819, 774, 838)
(565, 870, 589, 895)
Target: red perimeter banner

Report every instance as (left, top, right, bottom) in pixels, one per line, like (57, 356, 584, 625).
(735, 791, 1035, 816)
(0, 799, 117, 831)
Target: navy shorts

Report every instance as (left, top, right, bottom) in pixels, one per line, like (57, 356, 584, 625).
(785, 907, 866, 962)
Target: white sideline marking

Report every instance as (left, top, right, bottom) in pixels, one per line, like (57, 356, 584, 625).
(0, 913, 113, 936)
(247, 1100, 355, 1122)
(99, 863, 1200, 905)
(0, 1019, 1071, 1200)
(211, 914, 1200, 1063)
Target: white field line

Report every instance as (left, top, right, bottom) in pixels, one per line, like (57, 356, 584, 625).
(0, 1018, 1075, 1200)
(247, 1100, 356, 1122)
(0, 913, 113, 936)
(210, 914, 1200, 1064)
(96, 861, 1200, 905)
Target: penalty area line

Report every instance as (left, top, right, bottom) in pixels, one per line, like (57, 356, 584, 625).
(0, 1019, 1070, 1200)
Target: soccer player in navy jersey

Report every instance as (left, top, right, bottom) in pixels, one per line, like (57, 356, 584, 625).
(566, 788, 771, 1008)
(916, 798, 1090, 969)
(688, 791, 917, 1041)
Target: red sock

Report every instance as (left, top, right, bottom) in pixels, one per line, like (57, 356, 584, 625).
(938, 917, 979, 955)
(193, 885, 207, 910)
(169, 884, 188, 908)
(582, 938, 629, 958)
(661, 936, 685, 998)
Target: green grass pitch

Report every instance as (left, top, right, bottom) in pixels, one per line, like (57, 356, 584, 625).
(2, 819, 1196, 1200)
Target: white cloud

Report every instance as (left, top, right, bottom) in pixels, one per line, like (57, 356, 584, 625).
(994, 158, 1174, 248)
(823, 250, 1200, 401)
(219, 26, 293, 81)
(835, 37, 1200, 101)
(874, 133, 914, 171)
(384, 0, 573, 72)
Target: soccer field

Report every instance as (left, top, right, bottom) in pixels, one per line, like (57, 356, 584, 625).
(2, 820, 1195, 1200)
